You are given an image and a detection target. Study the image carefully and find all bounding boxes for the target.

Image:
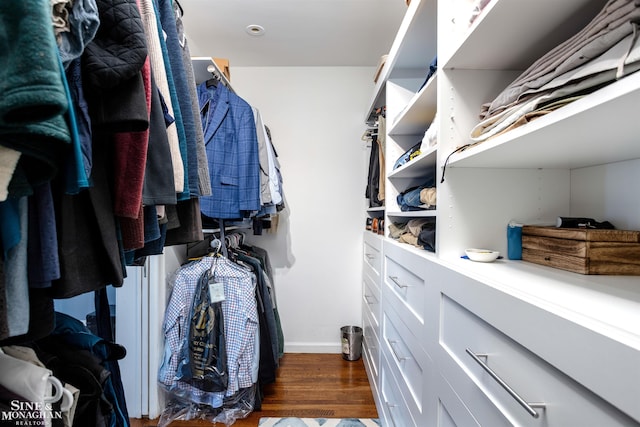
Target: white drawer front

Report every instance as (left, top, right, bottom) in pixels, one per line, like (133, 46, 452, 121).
(436, 373, 481, 427)
(363, 232, 383, 280)
(438, 404, 458, 427)
(363, 294, 380, 344)
(363, 272, 381, 324)
(385, 256, 425, 318)
(363, 328, 379, 383)
(363, 303, 380, 381)
(440, 294, 640, 427)
(383, 249, 427, 337)
(380, 354, 417, 427)
(382, 307, 428, 415)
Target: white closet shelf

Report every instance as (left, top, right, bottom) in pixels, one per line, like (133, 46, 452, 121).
(386, 0, 436, 74)
(449, 71, 640, 169)
(442, 0, 605, 70)
(388, 146, 437, 179)
(364, 0, 437, 122)
(439, 255, 640, 350)
(202, 225, 249, 234)
(387, 210, 436, 218)
(382, 237, 640, 350)
(389, 74, 438, 136)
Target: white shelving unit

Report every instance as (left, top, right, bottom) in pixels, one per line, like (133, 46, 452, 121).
(362, 1, 640, 426)
(364, 0, 437, 124)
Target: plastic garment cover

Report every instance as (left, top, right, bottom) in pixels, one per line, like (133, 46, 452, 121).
(158, 385, 256, 427)
(158, 255, 257, 427)
(176, 269, 228, 392)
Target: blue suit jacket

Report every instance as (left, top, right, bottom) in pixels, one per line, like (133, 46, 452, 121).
(197, 82, 260, 219)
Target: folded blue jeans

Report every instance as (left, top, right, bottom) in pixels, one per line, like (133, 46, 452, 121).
(397, 184, 435, 211)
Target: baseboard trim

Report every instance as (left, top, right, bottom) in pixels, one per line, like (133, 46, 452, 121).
(284, 342, 341, 353)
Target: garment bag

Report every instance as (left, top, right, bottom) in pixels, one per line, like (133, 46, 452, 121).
(176, 263, 228, 392)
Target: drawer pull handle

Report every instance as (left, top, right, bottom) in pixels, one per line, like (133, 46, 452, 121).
(388, 276, 409, 288)
(364, 294, 375, 305)
(385, 402, 399, 427)
(466, 348, 545, 418)
(388, 339, 409, 361)
(365, 253, 376, 260)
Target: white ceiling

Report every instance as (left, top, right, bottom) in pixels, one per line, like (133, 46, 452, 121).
(178, 0, 408, 67)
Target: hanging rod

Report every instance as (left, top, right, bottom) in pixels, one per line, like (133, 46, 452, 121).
(192, 57, 235, 93)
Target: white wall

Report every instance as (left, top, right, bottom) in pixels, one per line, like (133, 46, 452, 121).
(570, 159, 640, 230)
(229, 66, 374, 353)
(54, 284, 116, 324)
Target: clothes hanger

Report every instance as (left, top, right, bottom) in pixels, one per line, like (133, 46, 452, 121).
(226, 235, 236, 250)
(361, 128, 378, 141)
(175, 0, 184, 17)
(236, 231, 246, 247)
(224, 235, 233, 250)
(206, 75, 219, 88)
(209, 237, 223, 257)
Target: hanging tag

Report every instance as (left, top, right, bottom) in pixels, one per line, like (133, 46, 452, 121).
(209, 281, 225, 303)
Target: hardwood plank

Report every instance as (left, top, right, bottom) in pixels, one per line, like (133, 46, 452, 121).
(130, 353, 378, 426)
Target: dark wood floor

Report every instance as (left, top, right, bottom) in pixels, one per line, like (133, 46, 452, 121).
(130, 353, 378, 426)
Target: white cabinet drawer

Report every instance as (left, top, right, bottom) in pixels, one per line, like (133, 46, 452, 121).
(363, 273, 381, 342)
(383, 242, 428, 340)
(363, 318, 380, 386)
(436, 373, 481, 427)
(382, 241, 440, 357)
(363, 232, 383, 281)
(380, 352, 417, 427)
(439, 291, 640, 427)
(363, 268, 380, 309)
(363, 273, 380, 383)
(363, 342, 382, 424)
(382, 304, 436, 427)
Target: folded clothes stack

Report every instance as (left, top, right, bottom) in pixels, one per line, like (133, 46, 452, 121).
(389, 218, 436, 252)
(471, 0, 640, 144)
(397, 184, 437, 212)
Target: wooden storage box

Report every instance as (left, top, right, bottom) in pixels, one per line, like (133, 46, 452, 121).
(373, 54, 388, 83)
(213, 57, 230, 81)
(522, 226, 640, 275)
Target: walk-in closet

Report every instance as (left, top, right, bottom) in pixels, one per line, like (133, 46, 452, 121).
(1, 1, 640, 426)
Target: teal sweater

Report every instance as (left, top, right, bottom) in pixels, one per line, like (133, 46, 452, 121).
(0, 0, 68, 125)
(0, 0, 71, 193)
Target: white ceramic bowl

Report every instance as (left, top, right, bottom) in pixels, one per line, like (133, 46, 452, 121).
(465, 248, 500, 263)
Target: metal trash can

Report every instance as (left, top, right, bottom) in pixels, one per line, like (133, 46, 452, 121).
(341, 325, 363, 361)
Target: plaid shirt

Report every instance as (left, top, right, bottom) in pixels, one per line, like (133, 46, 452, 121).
(158, 256, 258, 406)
